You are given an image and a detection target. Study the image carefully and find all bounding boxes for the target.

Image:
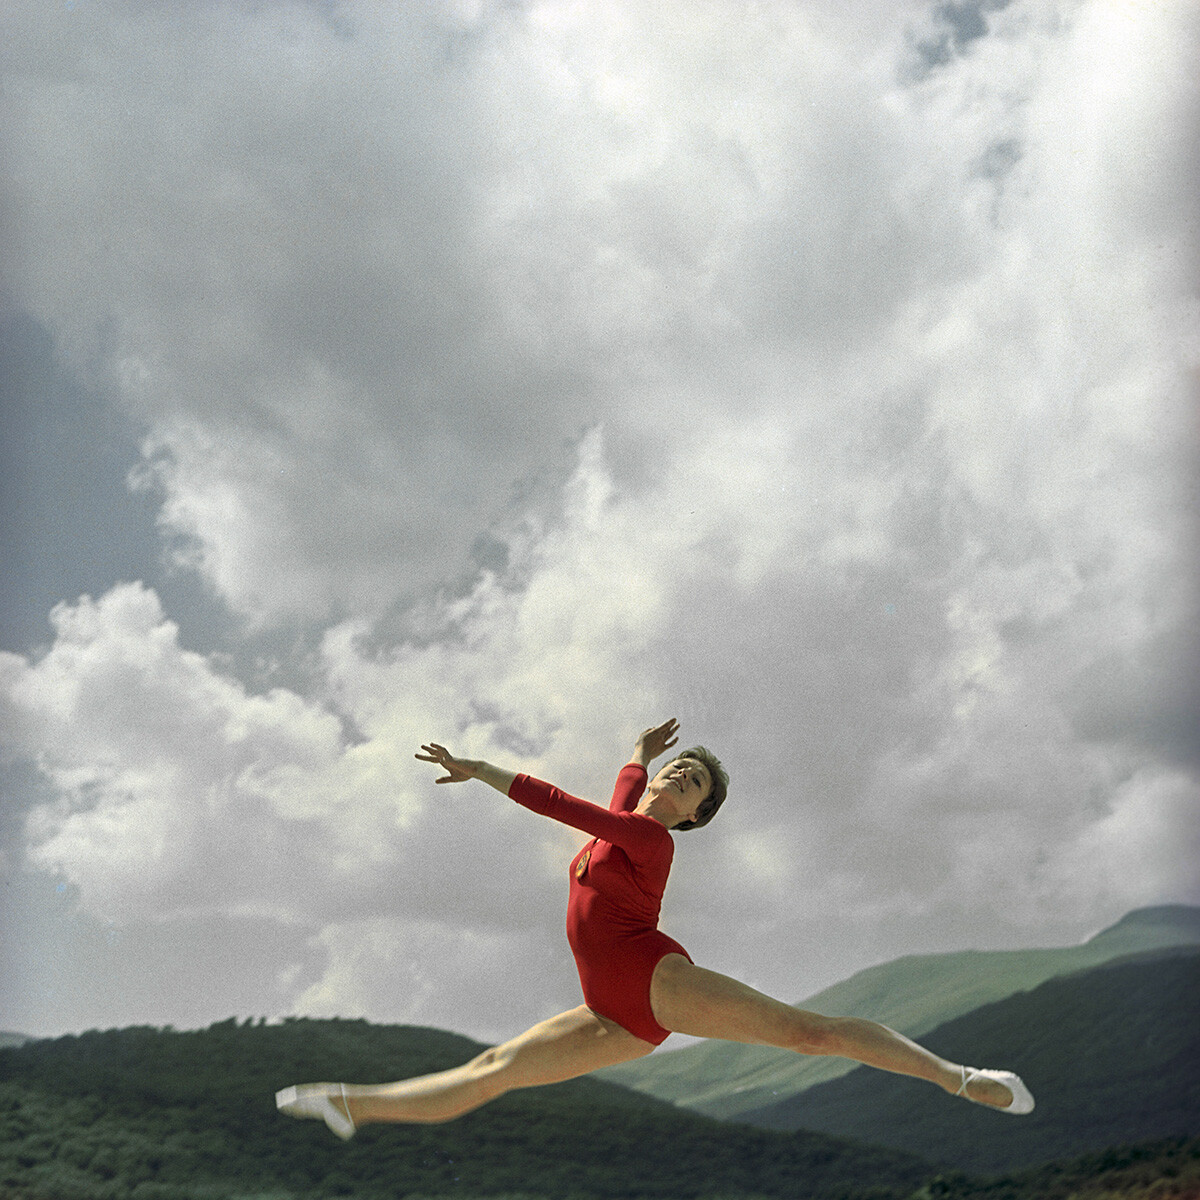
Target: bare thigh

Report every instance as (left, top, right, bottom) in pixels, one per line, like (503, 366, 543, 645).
(649, 954, 833, 1051)
(477, 1004, 657, 1092)
(350, 1004, 656, 1125)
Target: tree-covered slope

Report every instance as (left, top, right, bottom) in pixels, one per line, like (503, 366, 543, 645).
(0, 1015, 936, 1200)
(741, 949, 1200, 1176)
(904, 1135, 1200, 1200)
(598, 905, 1200, 1120)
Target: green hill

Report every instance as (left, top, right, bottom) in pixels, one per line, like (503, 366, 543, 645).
(0, 1015, 937, 1200)
(2, 1004, 1195, 1200)
(906, 1134, 1200, 1200)
(741, 949, 1200, 1175)
(598, 905, 1200, 1120)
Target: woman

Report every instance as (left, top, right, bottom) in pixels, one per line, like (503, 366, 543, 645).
(277, 719, 1033, 1139)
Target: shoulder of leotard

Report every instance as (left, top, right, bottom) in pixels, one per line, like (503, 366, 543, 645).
(614, 808, 674, 843)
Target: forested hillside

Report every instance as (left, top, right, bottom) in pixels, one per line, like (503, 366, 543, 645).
(0, 1016, 934, 1200)
(907, 1135, 1200, 1199)
(3, 1012, 1196, 1199)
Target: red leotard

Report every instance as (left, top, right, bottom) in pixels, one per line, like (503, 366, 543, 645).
(508, 764, 691, 1046)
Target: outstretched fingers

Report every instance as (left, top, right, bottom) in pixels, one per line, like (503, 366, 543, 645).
(637, 718, 680, 762)
(415, 742, 449, 762)
(415, 742, 470, 783)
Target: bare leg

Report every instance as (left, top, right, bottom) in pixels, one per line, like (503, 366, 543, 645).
(280, 1005, 654, 1132)
(649, 955, 1019, 1109)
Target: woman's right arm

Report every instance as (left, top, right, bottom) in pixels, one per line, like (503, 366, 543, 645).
(508, 774, 666, 858)
(415, 742, 664, 857)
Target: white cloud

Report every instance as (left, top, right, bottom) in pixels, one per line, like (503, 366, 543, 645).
(3, 584, 350, 918)
(292, 917, 579, 1043)
(3, 0, 1040, 625)
(1, 0, 1196, 1037)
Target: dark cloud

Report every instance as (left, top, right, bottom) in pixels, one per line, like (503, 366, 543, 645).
(907, 0, 1013, 78)
(1064, 621, 1200, 769)
(973, 138, 1022, 181)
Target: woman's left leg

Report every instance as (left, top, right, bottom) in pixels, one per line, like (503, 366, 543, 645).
(649, 954, 1017, 1109)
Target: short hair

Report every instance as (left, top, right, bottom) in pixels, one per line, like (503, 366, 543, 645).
(671, 746, 728, 831)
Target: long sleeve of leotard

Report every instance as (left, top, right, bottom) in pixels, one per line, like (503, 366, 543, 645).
(608, 763, 648, 814)
(509, 767, 666, 860)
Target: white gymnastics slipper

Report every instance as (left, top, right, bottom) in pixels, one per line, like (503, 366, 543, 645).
(276, 1083, 357, 1140)
(956, 1065, 1035, 1115)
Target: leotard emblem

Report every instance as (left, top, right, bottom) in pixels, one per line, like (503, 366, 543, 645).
(575, 847, 592, 879)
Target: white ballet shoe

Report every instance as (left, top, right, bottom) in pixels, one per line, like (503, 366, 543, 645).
(955, 1065, 1034, 1115)
(275, 1083, 357, 1140)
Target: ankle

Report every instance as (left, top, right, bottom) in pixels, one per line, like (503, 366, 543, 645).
(940, 1062, 968, 1095)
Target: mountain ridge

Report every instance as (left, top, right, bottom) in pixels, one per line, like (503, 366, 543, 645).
(743, 948, 1200, 1174)
(597, 903, 1200, 1119)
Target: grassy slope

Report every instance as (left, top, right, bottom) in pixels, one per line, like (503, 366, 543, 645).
(598, 905, 1200, 1119)
(0, 1016, 935, 1200)
(741, 949, 1200, 1176)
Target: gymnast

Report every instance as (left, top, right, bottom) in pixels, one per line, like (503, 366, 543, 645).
(276, 719, 1033, 1139)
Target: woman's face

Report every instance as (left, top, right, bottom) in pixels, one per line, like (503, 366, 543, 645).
(649, 756, 713, 818)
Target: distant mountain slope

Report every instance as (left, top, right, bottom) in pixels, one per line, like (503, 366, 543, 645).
(742, 949, 1200, 1175)
(0, 1032, 32, 1049)
(598, 904, 1200, 1119)
(0, 1015, 936, 1200)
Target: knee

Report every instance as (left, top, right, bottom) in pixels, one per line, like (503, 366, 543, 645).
(472, 1045, 503, 1068)
(784, 1012, 845, 1057)
(468, 1044, 514, 1082)
(448, 1045, 516, 1112)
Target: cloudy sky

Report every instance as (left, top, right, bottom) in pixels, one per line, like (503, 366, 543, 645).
(1, 0, 1197, 1048)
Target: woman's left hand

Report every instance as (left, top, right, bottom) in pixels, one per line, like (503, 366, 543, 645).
(415, 743, 477, 784)
(633, 719, 680, 766)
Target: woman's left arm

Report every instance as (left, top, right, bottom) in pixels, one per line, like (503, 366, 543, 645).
(415, 743, 517, 795)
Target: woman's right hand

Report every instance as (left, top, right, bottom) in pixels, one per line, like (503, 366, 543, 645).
(415, 743, 477, 784)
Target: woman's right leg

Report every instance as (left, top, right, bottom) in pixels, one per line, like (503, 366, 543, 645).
(281, 1005, 654, 1130)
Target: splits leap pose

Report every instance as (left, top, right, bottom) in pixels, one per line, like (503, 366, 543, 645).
(277, 719, 1033, 1139)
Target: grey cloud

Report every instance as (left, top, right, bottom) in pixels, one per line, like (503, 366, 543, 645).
(0, 868, 321, 1035)
(1064, 621, 1200, 770)
(907, 0, 1014, 78)
(3, 1, 605, 621)
(637, 546, 958, 886)
(972, 138, 1022, 181)
(3, 0, 1197, 1044)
